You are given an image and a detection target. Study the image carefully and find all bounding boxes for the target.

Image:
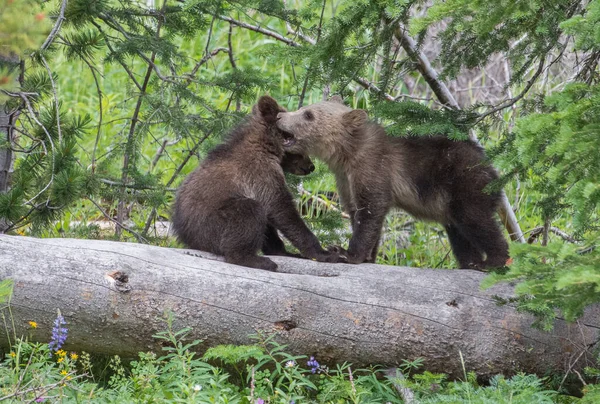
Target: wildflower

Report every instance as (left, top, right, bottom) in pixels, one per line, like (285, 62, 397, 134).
(57, 357, 64, 363)
(9, 351, 16, 358)
(70, 353, 78, 361)
(307, 356, 320, 374)
(35, 397, 45, 403)
(48, 311, 68, 352)
(193, 384, 202, 391)
(285, 360, 295, 368)
(28, 321, 38, 328)
(256, 399, 265, 404)
(60, 370, 68, 376)
(56, 349, 66, 357)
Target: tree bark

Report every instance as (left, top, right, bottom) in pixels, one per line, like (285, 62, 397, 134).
(0, 235, 598, 379)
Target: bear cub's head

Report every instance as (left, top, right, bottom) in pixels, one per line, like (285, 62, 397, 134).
(275, 96, 369, 157)
(253, 95, 297, 148)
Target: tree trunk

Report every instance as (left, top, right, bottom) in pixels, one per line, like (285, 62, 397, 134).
(0, 235, 598, 379)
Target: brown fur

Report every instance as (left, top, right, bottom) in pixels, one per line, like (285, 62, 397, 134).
(172, 96, 342, 271)
(276, 97, 509, 269)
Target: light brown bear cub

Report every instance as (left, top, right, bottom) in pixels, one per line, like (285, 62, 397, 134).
(172, 96, 342, 271)
(276, 96, 509, 270)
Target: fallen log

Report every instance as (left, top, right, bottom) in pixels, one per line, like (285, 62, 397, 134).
(0, 234, 598, 378)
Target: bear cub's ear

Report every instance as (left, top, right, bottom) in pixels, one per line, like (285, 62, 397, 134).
(329, 95, 344, 104)
(342, 109, 368, 129)
(257, 95, 284, 125)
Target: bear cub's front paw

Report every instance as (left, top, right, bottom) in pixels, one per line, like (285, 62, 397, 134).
(310, 248, 347, 263)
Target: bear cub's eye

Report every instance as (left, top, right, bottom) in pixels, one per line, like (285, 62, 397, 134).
(304, 111, 315, 121)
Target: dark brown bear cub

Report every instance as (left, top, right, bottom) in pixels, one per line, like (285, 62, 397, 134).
(276, 97, 509, 270)
(172, 96, 341, 271)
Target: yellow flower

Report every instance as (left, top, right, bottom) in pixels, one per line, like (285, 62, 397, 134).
(60, 370, 68, 376)
(56, 349, 66, 357)
(70, 353, 78, 361)
(28, 321, 38, 329)
(57, 357, 64, 363)
(9, 352, 16, 358)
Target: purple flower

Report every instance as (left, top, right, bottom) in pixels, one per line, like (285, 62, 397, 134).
(255, 399, 264, 404)
(307, 356, 320, 374)
(48, 312, 68, 352)
(35, 397, 45, 403)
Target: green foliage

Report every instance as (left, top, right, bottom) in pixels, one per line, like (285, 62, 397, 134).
(413, 0, 577, 80)
(486, 29, 600, 326)
(373, 100, 474, 140)
(0, 322, 588, 402)
(0, 0, 51, 99)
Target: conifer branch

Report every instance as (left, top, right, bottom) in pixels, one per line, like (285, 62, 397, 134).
(393, 23, 460, 109)
(39, 54, 62, 144)
(474, 58, 546, 124)
(40, 0, 68, 51)
(226, 13, 397, 102)
(298, 0, 327, 108)
(185, 47, 228, 84)
(217, 15, 301, 47)
(89, 21, 143, 91)
(115, 2, 168, 238)
(527, 225, 578, 244)
(227, 24, 241, 111)
(8, 92, 55, 206)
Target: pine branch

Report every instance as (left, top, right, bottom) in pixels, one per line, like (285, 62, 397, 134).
(392, 23, 460, 109)
(298, 0, 327, 108)
(217, 15, 301, 47)
(474, 58, 546, 124)
(7, 91, 55, 207)
(219, 15, 397, 101)
(39, 54, 62, 144)
(115, 2, 168, 238)
(40, 0, 68, 51)
(227, 24, 241, 111)
(90, 20, 143, 91)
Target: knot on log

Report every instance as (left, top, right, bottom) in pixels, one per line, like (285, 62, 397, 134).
(105, 270, 131, 293)
(274, 320, 297, 331)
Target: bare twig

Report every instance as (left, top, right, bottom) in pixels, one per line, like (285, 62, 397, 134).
(88, 198, 148, 243)
(8, 92, 55, 206)
(227, 24, 241, 111)
(39, 54, 62, 143)
(185, 47, 228, 84)
(217, 15, 301, 47)
(58, 33, 106, 173)
(527, 225, 578, 244)
(40, 0, 68, 50)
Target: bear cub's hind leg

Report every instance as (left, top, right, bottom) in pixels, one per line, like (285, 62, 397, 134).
(218, 197, 278, 271)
